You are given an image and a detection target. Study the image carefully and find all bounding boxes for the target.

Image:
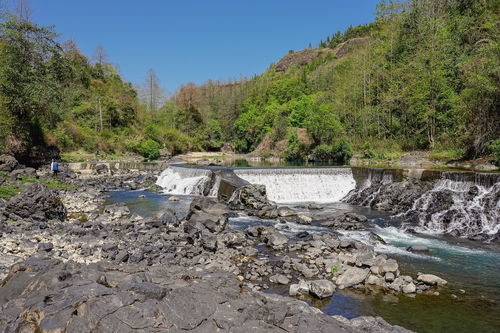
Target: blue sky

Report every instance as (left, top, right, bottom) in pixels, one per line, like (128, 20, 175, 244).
(28, 0, 377, 92)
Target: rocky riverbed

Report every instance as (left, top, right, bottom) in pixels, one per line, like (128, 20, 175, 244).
(0, 155, 454, 332)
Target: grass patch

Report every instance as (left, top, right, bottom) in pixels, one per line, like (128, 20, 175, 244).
(20, 176, 78, 190)
(0, 184, 20, 200)
(60, 150, 127, 162)
(429, 148, 464, 161)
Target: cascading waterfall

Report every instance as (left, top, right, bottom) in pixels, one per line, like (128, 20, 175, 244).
(400, 173, 500, 237)
(155, 166, 214, 195)
(234, 167, 356, 203)
(345, 168, 500, 239)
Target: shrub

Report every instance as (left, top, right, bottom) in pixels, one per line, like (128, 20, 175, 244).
(138, 139, 161, 160)
(284, 130, 305, 161)
(488, 139, 500, 165)
(310, 139, 352, 164)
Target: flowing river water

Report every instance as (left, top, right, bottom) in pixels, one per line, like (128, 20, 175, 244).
(106, 164, 500, 333)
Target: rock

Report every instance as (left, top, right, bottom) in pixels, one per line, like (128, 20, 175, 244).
(368, 232, 387, 245)
(336, 267, 370, 288)
(115, 250, 129, 263)
(228, 184, 272, 211)
(269, 274, 290, 285)
(308, 203, 323, 210)
(103, 203, 130, 220)
(417, 273, 448, 286)
(185, 197, 229, 234)
(138, 194, 146, 198)
(5, 182, 66, 221)
(309, 280, 336, 299)
(0, 154, 20, 171)
(9, 167, 36, 180)
(278, 206, 297, 217)
(289, 280, 310, 296)
(333, 315, 414, 333)
(297, 214, 313, 225)
(366, 274, 384, 286)
(94, 163, 109, 175)
(218, 230, 246, 248)
(402, 282, 417, 294)
(0, 258, 366, 333)
(385, 272, 395, 282)
(381, 259, 398, 274)
(407, 245, 429, 252)
(38, 242, 54, 252)
(168, 195, 180, 202)
(296, 231, 310, 239)
(266, 232, 288, 249)
(321, 212, 368, 230)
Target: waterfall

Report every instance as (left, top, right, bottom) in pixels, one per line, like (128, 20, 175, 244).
(400, 175, 500, 237)
(155, 166, 214, 195)
(234, 168, 356, 203)
(345, 168, 500, 239)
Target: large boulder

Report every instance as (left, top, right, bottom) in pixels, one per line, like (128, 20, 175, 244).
(185, 197, 229, 234)
(335, 266, 370, 288)
(5, 182, 66, 221)
(309, 280, 336, 299)
(0, 155, 20, 172)
(228, 184, 272, 211)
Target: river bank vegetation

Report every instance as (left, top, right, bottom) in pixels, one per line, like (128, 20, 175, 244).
(0, 0, 498, 165)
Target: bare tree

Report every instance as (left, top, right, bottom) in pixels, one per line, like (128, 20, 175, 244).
(141, 69, 165, 112)
(92, 45, 108, 65)
(15, 0, 32, 21)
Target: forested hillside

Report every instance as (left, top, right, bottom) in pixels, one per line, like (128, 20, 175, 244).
(0, 0, 498, 164)
(158, 0, 499, 163)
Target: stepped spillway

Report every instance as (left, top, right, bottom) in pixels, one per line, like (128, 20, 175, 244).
(234, 167, 356, 203)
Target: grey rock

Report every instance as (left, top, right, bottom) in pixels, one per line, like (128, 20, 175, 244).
(289, 280, 310, 296)
(417, 273, 447, 286)
(297, 214, 313, 225)
(269, 274, 290, 285)
(278, 206, 297, 217)
(407, 245, 429, 252)
(336, 267, 370, 288)
(5, 182, 66, 221)
(309, 280, 336, 299)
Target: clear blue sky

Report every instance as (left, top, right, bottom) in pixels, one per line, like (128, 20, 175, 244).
(29, 0, 378, 93)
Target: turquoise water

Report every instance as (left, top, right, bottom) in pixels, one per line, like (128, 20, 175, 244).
(107, 191, 500, 332)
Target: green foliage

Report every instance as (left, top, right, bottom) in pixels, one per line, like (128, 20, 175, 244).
(138, 139, 161, 160)
(330, 265, 340, 274)
(487, 139, 500, 166)
(310, 140, 352, 164)
(1, 0, 498, 163)
(0, 184, 19, 200)
(284, 130, 305, 161)
(19, 177, 78, 190)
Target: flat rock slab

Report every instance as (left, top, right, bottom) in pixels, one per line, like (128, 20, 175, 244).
(0, 257, 356, 333)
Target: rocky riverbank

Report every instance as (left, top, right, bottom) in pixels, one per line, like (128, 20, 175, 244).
(0, 155, 454, 332)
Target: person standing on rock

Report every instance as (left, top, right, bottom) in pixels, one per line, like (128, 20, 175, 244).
(51, 159, 59, 177)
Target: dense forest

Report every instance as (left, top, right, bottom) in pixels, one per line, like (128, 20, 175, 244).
(0, 0, 498, 164)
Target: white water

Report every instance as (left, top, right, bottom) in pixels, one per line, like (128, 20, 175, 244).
(400, 178, 500, 236)
(155, 166, 213, 195)
(234, 168, 356, 203)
